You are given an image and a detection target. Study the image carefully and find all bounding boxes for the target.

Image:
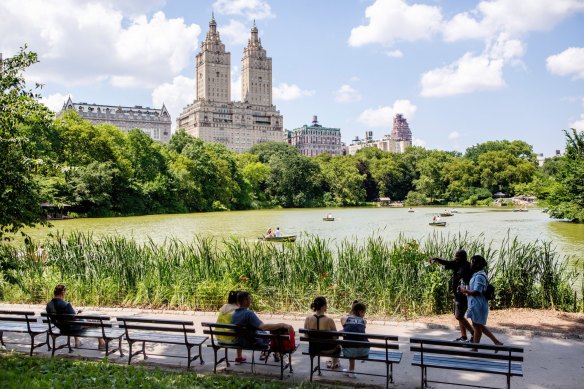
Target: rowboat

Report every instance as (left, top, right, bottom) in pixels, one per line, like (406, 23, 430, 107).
(513, 208, 528, 212)
(258, 235, 297, 242)
(440, 212, 454, 217)
(429, 222, 447, 227)
(322, 217, 335, 221)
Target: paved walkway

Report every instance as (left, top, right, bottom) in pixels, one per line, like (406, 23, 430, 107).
(1, 303, 583, 388)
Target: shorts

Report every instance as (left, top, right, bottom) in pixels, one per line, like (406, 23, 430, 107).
(453, 295, 468, 320)
(342, 347, 369, 358)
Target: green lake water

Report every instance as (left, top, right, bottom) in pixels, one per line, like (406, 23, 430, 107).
(25, 207, 583, 263)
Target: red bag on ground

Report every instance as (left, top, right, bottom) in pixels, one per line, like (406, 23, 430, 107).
(270, 329, 296, 353)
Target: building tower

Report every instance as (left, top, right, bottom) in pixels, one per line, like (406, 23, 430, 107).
(196, 14, 231, 102)
(391, 113, 412, 141)
(241, 21, 272, 106)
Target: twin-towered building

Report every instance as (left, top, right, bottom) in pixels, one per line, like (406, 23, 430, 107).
(176, 16, 284, 153)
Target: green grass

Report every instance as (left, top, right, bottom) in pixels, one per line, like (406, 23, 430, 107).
(0, 353, 316, 388)
(1, 231, 581, 315)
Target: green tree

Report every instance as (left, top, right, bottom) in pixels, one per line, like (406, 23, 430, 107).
(315, 154, 365, 206)
(0, 48, 52, 238)
(547, 129, 584, 222)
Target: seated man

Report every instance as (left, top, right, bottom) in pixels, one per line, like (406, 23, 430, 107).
(231, 291, 293, 350)
(46, 284, 105, 349)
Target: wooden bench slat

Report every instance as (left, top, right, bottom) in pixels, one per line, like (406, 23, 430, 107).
(120, 324, 196, 333)
(127, 332, 207, 345)
(410, 337, 524, 353)
(117, 317, 194, 326)
(0, 310, 36, 315)
(412, 354, 523, 376)
(410, 346, 524, 362)
(0, 324, 47, 333)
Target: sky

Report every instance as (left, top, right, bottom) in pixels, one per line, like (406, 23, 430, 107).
(1, 0, 583, 156)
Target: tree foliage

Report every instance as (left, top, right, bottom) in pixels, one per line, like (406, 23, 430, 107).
(0, 48, 52, 238)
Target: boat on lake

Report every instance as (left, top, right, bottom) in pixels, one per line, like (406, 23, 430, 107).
(258, 235, 297, 242)
(429, 221, 447, 227)
(513, 208, 528, 212)
(440, 212, 454, 217)
(323, 217, 335, 221)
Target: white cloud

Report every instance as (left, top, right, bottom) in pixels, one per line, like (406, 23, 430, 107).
(348, 0, 442, 47)
(420, 34, 524, 97)
(386, 50, 403, 58)
(152, 75, 195, 130)
(40, 92, 71, 112)
(273, 83, 315, 101)
(571, 115, 584, 131)
(213, 0, 273, 21)
(443, 0, 584, 42)
(219, 19, 249, 46)
(0, 1, 200, 88)
(546, 47, 584, 80)
(358, 99, 417, 128)
(448, 131, 460, 140)
(335, 84, 362, 103)
(350, 76, 360, 82)
(413, 138, 427, 147)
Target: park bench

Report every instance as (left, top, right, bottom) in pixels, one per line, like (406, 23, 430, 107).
(116, 316, 207, 369)
(410, 337, 524, 389)
(299, 328, 402, 388)
(42, 312, 124, 358)
(202, 322, 296, 379)
(0, 310, 49, 356)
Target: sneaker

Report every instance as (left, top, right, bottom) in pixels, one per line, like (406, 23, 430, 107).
(273, 353, 280, 362)
(234, 357, 246, 365)
(259, 351, 268, 361)
(343, 368, 356, 379)
(453, 336, 468, 342)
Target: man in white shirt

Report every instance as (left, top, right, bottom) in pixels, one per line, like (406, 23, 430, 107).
(275, 227, 282, 237)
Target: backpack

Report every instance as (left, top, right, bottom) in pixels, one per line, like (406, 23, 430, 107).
(269, 329, 296, 354)
(479, 274, 495, 301)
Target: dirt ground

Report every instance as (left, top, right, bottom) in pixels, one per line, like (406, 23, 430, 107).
(412, 308, 584, 336)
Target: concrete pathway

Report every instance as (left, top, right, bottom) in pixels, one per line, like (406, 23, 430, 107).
(1, 303, 582, 388)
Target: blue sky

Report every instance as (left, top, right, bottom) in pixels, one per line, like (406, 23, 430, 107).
(1, 0, 583, 156)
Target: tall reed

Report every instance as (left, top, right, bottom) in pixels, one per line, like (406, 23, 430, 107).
(0, 231, 581, 316)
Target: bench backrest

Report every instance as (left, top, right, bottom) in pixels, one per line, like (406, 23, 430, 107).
(299, 328, 400, 351)
(0, 310, 39, 331)
(410, 337, 524, 362)
(41, 312, 114, 336)
(116, 316, 196, 341)
(201, 322, 291, 348)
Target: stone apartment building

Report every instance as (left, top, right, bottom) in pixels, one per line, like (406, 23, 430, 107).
(289, 116, 342, 157)
(176, 16, 284, 153)
(58, 97, 171, 142)
(348, 114, 413, 155)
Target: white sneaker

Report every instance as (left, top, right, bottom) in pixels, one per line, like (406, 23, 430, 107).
(343, 368, 356, 378)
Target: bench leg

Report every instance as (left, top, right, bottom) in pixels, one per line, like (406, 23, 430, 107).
(142, 341, 147, 359)
(507, 373, 511, 389)
(128, 341, 133, 365)
(213, 347, 219, 373)
(0, 331, 4, 347)
(289, 352, 294, 373)
(51, 335, 57, 357)
(118, 337, 124, 357)
(187, 346, 192, 370)
(46, 333, 51, 350)
(199, 343, 204, 365)
(67, 336, 73, 353)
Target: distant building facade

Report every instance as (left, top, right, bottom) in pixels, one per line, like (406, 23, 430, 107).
(176, 16, 284, 153)
(58, 97, 171, 142)
(348, 114, 413, 155)
(289, 116, 342, 157)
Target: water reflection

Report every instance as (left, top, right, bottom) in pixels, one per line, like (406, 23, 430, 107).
(24, 207, 583, 261)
